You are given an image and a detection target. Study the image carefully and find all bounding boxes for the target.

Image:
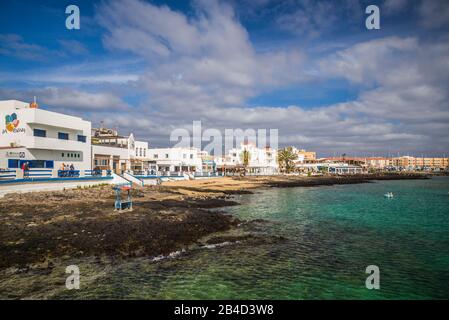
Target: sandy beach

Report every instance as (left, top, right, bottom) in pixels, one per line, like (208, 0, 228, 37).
(0, 173, 427, 270)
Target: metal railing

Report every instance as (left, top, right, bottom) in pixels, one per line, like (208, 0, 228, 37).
(57, 170, 80, 178)
(26, 169, 53, 178)
(0, 170, 16, 180)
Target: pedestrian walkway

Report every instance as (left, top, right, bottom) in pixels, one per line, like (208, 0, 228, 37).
(0, 180, 111, 198)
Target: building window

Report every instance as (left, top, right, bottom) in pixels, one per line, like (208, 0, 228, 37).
(33, 128, 46, 137)
(183, 154, 186, 159)
(190, 154, 193, 159)
(165, 154, 169, 159)
(58, 132, 69, 140)
(77, 135, 86, 143)
(143, 149, 146, 157)
(153, 154, 158, 159)
(8, 159, 19, 168)
(61, 153, 64, 157)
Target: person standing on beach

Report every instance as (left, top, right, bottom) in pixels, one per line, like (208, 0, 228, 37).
(60, 163, 65, 177)
(70, 163, 75, 177)
(24, 162, 29, 178)
(21, 162, 26, 178)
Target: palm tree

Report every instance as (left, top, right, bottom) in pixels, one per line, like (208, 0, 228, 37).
(277, 147, 298, 173)
(240, 149, 251, 176)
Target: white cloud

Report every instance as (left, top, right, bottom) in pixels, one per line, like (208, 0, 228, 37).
(58, 40, 89, 56)
(0, 34, 57, 61)
(0, 58, 142, 85)
(0, 87, 129, 112)
(319, 37, 418, 85)
(3, 0, 447, 156)
(97, 0, 306, 111)
(384, 0, 408, 14)
(418, 0, 449, 29)
(91, 1, 449, 155)
(275, 0, 362, 37)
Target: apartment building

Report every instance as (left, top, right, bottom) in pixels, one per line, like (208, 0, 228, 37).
(216, 142, 278, 174)
(391, 156, 449, 169)
(146, 147, 203, 173)
(91, 127, 151, 174)
(0, 100, 91, 170)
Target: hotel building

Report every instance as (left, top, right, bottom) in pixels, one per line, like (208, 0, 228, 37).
(146, 147, 203, 173)
(216, 142, 278, 174)
(0, 100, 91, 171)
(91, 127, 149, 174)
(322, 156, 449, 170)
(391, 156, 449, 170)
(292, 148, 317, 163)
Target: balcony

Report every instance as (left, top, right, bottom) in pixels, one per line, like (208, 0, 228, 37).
(24, 136, 88, 151)
(26, 108, 89, 131)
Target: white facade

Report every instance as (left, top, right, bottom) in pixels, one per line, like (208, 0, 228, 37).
(92, 134, 152, 173)
(134, 140, 148, 159)
(0, 100, 91, 171)
(216, 143, 278, 174)
(147, 147, 202, 173)
(92, 144, 130, 173)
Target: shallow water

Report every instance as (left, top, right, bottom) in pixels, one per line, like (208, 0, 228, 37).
(2, 177, 449, 299)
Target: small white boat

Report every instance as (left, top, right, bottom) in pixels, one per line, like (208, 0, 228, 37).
(384, 192, 394, 198)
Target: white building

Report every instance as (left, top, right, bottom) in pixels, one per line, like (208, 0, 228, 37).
(91, 128, 150, 174)
(0, 100, 91, 171)
(147, 147, 203, 173)
(0, 99, 228, 179)
(216, 142, 278, 174)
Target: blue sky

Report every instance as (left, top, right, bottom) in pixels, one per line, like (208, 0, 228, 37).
(1, 0, 448, 156)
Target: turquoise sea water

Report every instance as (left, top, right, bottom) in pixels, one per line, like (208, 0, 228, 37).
(34, 177, 449, 299)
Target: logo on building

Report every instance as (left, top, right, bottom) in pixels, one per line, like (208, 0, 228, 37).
(6, 151, 25, 158)
(5, 113, 19, 132)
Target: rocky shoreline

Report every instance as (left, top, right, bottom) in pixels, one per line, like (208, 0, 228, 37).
(0, 173, 428, 270)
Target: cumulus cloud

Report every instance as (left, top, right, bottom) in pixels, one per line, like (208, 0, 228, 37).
(383, 0, 408, 15)
(2, 0, 448, 156)
(0, 34, 90, 61)
(418, 0, 449, 29)
(0, 58, 142, 86)
(88, 0, 449, 155)
(58, 40, 89, 56)
(0, 87, 129, 112)
(319, 37, 418, 85)
(275, 0, 362, 37)
(97, 0, 306, 111)
(0, 34, 57, 61)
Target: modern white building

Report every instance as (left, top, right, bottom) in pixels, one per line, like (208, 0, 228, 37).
(91, 127, 151, 174)
(1, 99, 244, 179)
(216, 142, 278, 174)
(0, 100, 91, 171)
(146, 147, 203, 173)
